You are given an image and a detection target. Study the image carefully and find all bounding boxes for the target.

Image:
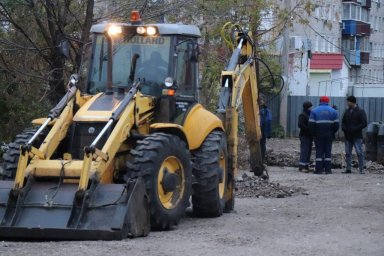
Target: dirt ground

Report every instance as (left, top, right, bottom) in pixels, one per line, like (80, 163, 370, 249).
(1, 138, 383, 256)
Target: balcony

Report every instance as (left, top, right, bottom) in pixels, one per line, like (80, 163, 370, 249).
(342, 0, 360, 3)
(343, 0, 371, 7)
(342, 20, 371, 36)
(344, 50, 361, 66)
(360, 52, 370, 64)
(361, 0, 371, 8)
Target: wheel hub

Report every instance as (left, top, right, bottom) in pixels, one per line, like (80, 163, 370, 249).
(161, 169, 177, 192)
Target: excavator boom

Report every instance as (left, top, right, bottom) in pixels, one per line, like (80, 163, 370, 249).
(218, 23, 265, 188)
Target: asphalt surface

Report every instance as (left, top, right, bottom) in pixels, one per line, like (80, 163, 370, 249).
(1, 167, 383, 256)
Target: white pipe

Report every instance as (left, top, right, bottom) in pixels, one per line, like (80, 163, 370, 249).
(28, 117, 52, 145)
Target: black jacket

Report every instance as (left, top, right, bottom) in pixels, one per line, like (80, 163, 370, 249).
(342, 105, 367, 140)
(298, 110, 312, 138)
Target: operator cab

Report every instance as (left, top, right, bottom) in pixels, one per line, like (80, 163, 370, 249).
(83, 14, 201, 124)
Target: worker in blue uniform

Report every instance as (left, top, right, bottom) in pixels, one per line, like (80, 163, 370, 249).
(309, 96, 339, 174)
(259, 97, 272, 162)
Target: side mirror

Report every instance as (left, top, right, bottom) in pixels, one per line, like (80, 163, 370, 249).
(188, 43, 199, 63)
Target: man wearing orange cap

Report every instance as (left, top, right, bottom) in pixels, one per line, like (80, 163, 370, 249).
(309, 96, 339, 174)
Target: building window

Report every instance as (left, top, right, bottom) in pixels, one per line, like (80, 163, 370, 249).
(314, 35, 319, 52)
(381, 44, 384, 58)
(342, 3, 369, 22)
(342, 37, 357, 52)
(350, 39, 355, 50)
(361, 8, 369, 23)
(351, 4, 357, 19)
(333, 5, 337, 22)
(360, 37, 370, 52)
(343, 4, 349, 19)
(320, 36, 326, 52)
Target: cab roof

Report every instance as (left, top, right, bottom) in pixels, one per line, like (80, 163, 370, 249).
(90, 22, 201, 37)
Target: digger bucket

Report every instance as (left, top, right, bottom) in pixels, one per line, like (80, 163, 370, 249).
(0, 176, 150, 240)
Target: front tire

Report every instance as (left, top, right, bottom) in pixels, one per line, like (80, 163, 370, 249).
(1, 127, 44, 180)
(126, 133, 192, 230)
(192, 131, 228, 217)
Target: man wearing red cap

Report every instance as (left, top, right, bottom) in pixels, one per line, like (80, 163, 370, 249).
(309, 96, 339, 174)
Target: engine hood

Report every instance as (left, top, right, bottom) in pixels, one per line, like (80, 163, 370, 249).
(73, 92, 125, 122)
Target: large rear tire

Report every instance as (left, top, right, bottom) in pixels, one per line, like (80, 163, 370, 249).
(192, 130, 228, 217)
(126, 133, 192, 230)
(1, 127, 44, 180)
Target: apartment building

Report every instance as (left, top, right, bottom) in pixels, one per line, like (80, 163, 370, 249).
(280, 0, 348, 97)
(276, 0, 384, 98)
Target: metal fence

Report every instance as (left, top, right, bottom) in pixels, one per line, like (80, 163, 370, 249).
(266, 95, 280, 126)
(286, 96, 384, 138)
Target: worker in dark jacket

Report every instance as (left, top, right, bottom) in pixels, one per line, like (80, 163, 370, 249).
(309, 96, 339, 174)
(342, 96, 367, 174)
(259, 97, 272, 161)
(298, 101, 313, 173)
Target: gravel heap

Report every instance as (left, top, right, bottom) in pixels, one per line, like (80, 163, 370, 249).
(365, 161, 384, 174)
(235, 172, 306, 198)
(264, 150, 345, 169)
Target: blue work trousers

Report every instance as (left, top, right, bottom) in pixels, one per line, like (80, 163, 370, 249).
(314, 137, 333, 172)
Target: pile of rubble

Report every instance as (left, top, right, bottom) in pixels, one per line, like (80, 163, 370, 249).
(264, 150, 345, 169)
(235, 172, 306, 198)
(365, 161, 384, 174)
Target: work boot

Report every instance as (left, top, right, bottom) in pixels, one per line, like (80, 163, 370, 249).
(342, 170, 352, 174)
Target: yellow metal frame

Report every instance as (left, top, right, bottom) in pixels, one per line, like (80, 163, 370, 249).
(14, 94, 138, 192)
(14, 98, 76, 189)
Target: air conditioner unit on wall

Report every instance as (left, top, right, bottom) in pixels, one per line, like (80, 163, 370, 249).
(289, 36, 303, 51)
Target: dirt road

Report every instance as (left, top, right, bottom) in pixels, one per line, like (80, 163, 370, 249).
(1, 167, 383, 256)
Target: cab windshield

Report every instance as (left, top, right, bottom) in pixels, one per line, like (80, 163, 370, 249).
(87, 32, 171, 95)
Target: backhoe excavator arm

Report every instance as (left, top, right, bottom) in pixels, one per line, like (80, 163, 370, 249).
(217, 24, 266, 185)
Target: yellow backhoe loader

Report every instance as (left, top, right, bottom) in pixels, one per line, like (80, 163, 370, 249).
(0, 12, 265, 240)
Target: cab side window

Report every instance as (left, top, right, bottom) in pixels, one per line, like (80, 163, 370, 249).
(174, 38, 198, 97)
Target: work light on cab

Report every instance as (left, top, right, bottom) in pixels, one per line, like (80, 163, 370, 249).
(146, 26, 157, 36)
(136, 26, 146, 34)
(107, 25, 122, 36)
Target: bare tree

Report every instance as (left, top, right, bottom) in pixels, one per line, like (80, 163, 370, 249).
(0, 0, 94, 102)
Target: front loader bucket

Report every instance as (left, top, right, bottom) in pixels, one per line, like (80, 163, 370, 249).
(0, 177, 150, 240)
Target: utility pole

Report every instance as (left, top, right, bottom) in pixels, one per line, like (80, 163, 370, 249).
(279, 0, 291, 134)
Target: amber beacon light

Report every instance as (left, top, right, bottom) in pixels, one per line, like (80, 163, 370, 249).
(130, 10, 142, 24)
